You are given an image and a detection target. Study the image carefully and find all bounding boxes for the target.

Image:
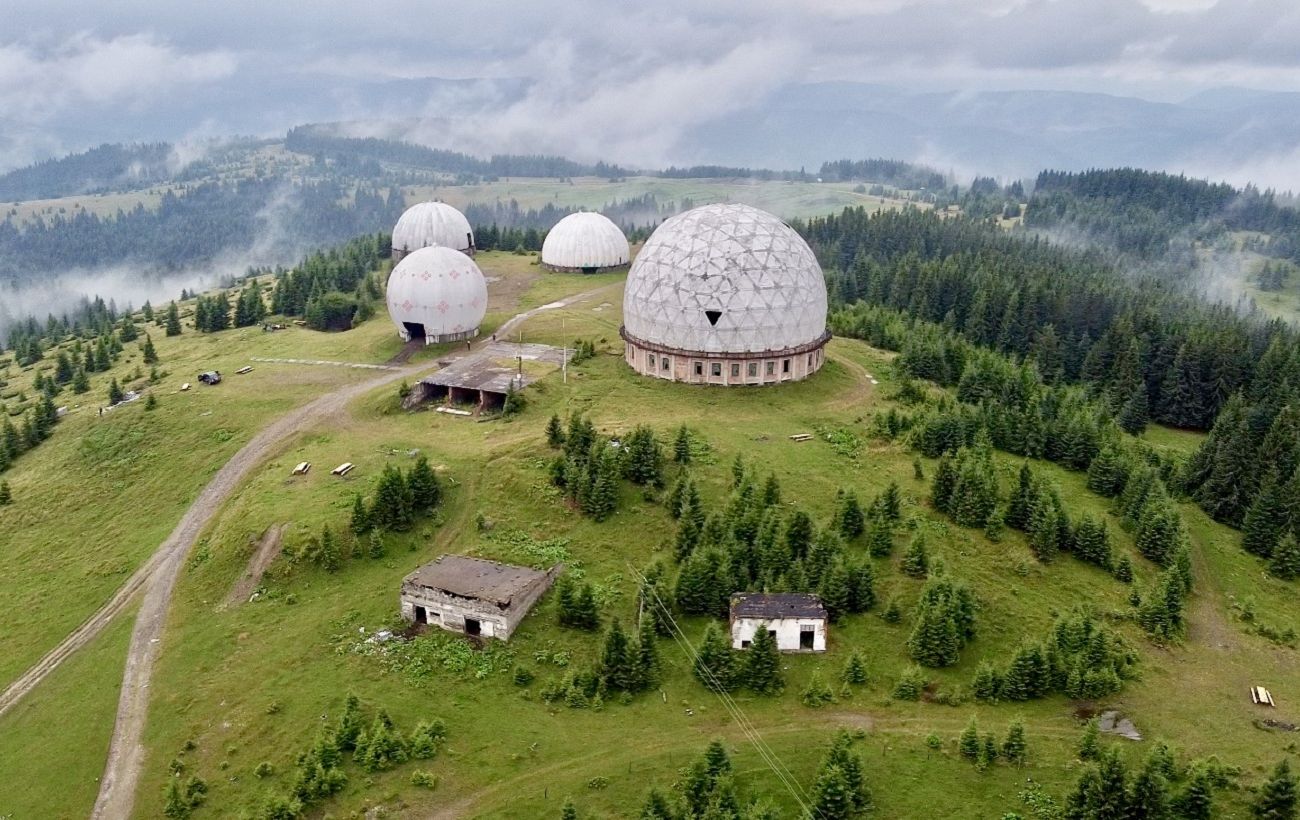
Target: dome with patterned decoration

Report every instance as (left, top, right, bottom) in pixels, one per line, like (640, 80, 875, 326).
(385, 246, 487, 345)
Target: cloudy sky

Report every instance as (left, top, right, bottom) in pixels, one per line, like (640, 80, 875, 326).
(2, 0, 1299, 173)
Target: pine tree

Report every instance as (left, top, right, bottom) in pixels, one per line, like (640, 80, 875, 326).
(72, 367, 90, 394)
(1072, 515, 1113, 570)
(350, 494, 371, 535)
(319, 526, 341, 572)
(836, 489, 865, 540)
(761, 472, 781, 507)
(1078, 719, 1101, 760)
(163, 777, 190, 819)
(1065, 747, 1131, 820)
(371, 464, 413, 531)
(407, 456, 442, 512)
(640, 788, 675, 820)
(145, 393, 158, 411)
(0, 481, 11, 506)
(809, 765, 853, 820)
(972, 660, 1002, 702)
(1269, 533, 1300, 581)
(694, 622, 736, 692)
(1253, 760, 1298, 820)
(842, 651, 868, 686)
(635, 617, 660, 689)
(901, 533, 929, 578)
(1118, 381, 1150, 435)
(142, 334, 158, 364)
(673, 424, 691, 464)
(819, 560, 852, 623)
(745, 626, 783, 695)
(546, 414, 565, 448)
(1114, 554, 1134, 583)
(108, 378, 124, 405)
(978, 733, 998, 771)
(1173, 767, 1215, 820)
(165, 301, 182, 336)
(785, 510, 813, 559)
(599, 619, 641, 693)
(959, 716, 980, 759)
(1128, 756, 1171, 820)
(1002, 719, 1027, 765)
(561, 797, 578, 820)
(1244, 471, 1290, 558)
(866, 516, 894, 558)
(932, 454, 958, 514)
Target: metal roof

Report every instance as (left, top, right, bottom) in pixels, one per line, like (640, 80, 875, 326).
(392, 201, 474, 254)
(404, 555, 549, 608)
(541, 212, 630, 270)
(385, 246, 487, 340)
(730, 592, 827, 619)
(622, 203, 827, 355)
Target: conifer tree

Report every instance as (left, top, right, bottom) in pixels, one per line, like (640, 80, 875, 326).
(809, 766, 853, 820)
(1244, 471, 1289, 557)
(1000, 719, 1027, 765)
(371, 464, 413, 531)
(972, 660, 1002, 702)
(785, 510, 813, 559)
(932, 454, 958, 514)
(1128, 755, 1171, 820)
(599, 620, 641, 693)
(1072, 515, 1113, 570)
(165, 301, 183, 336)
(545, 414, 565, 448)
(1114, 554, 1134, 583)
(1270, 534, 1300, 581)
(1078, 719, 1101, 760)
(842, 651, 868, 686)
(561, 798, 578, 820)
(635, 617, 660, 689)
(72, 367, 90, 394)
(901, 533, 930, 578)
(350, 494, 370, 535)
(0, 481, 11, 506)
(761, 472, 781, 507)
(745, 626, 783, 695)
(108, 378, 124, 405)
(1118, 381, 1150, 435)
(731, 453, 745, 488)
(959, 716, 980, 759)
(407, 456, 442, 512)
(673, 424, 691, 464)
(1253, 760, 1298, 820)
(836, 489, 865, 540)
(319, 526, 341, 572)
(694, 622, 736, 692)
(866, 516, 894, 558)
(1173, 767, 1215, 820)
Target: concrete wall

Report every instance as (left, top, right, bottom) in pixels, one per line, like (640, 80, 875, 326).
(623, 341, 825, 386)
(730, 616, 827, 652)
(399, 565, 562, 641)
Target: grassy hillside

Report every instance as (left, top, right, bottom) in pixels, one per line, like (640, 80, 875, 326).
(2, 249, 1297, 819)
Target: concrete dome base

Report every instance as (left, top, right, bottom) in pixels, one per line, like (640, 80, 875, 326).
(621, 327, 829, 386)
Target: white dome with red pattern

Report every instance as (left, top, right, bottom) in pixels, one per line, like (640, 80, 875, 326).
(385, 246, 487, 344)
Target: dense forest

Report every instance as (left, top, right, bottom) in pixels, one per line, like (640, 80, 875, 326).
(0, 143, 176, 201)
(818, 159, 949, 191)
(1024, 168, 1300, 264)
(0, 180, 404, 284)
(803, 206, 1300, 558)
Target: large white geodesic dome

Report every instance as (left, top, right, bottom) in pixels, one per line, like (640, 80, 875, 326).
(391, 202, 474, 257)
(621, 203, 828, 355)
(541, 212, 630, 271)
(386, 246, 487, 345)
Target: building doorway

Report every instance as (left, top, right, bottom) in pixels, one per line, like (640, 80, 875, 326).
(414, 606, 428, 625)
(464, 618, 482, 636)
(800, 628, 815, 650)
(403, 321, 426, 342)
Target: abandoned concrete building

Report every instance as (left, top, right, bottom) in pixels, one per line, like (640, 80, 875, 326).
(400, 554, 561, 641)
(401, 341, 569, 415)
(729, 592, 828, 652)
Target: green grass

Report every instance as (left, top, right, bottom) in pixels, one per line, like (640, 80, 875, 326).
(0, 602, 136, 818)
(3, 259, 1295, 819)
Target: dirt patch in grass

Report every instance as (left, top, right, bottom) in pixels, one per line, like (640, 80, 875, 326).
(223, 524, 287, 608)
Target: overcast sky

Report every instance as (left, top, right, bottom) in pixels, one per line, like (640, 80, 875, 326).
(2, 0, 1299, 171)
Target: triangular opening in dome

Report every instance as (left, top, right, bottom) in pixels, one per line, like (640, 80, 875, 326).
(705, 309, 722, 327)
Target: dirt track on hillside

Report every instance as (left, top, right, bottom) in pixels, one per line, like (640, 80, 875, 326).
(86, 283, 614, 819)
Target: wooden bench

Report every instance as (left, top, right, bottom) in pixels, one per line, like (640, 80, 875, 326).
(1252, 686, 1276, 706)
(788, 433, 814, 442)
(292, 462, 311, 476)
(236, 366, 253, 374)
(331, 462, 355, 476)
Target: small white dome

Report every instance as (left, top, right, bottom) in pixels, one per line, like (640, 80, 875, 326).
(541, 212, 630, 271)
(622, 203, 828, 355)
(392, 202, 474, 256)
(386, 246, 487, 344)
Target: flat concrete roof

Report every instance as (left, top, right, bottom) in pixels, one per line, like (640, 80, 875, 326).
(404, 554, 549, 607)
(420, 342, 568, 395)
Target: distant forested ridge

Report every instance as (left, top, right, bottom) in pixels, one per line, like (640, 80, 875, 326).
(284, 127, 632, 179)
(0, 143, 175, 201)
(0, 179, 404, 284)
(819, 158, 949, 191)
(1025, 168, 1300, 263)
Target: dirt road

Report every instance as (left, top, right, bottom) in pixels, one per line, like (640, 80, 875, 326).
(84, 282, 616, 819)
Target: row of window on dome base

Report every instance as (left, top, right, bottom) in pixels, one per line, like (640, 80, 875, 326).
(622, 336, 828, 387)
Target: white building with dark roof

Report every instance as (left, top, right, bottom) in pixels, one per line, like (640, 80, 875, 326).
(391, 201, 475, 260)
(729, 592, 828, 652)
(620, 203, 830, 386)
(400, 555, 562, 641)
(541, 212, 630, 273)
